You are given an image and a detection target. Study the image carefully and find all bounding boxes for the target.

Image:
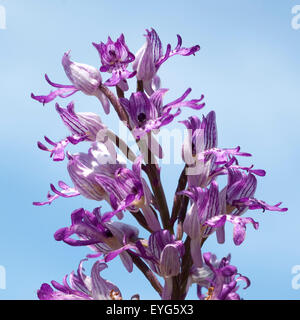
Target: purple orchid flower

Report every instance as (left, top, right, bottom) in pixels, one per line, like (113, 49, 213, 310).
(54, 207, 139, 273)
(33, 143, 126, 208)
(37, 136, 74, 162)
(31, 52, 110, 114)
(204, 214, 259, 246)
(181, 112, 218, 157)
(145, 230, 185, 276)
(96, 156, 161, 232)
(196, 252, 250, 300)
(140, 230, 185, 300)
(181, 112, 255, 188)
(120, 88, 205, 140)
(178, 181, 221, 267)
(202, 169, 287, 245)
(56, 101, 107, 141)
(38, 259, 138, 300)
(37, 102, 107, 162)
(96, 229, 185, 300)
(225, 168, 287, 215)
(133, 28, 200, 95)
(67, 142, 126, 204)
(181, 111, 218, 187)
(93, 34, 136, 91)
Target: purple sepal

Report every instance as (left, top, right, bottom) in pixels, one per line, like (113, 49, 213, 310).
(160, 243, 183, 277)
(62, 51, 102, 95)
(181, 182, 220, 240)
(190, 238, 203, 268)
(226, 169, 257, 211)
(146, 230, 184, 277)
(133, 33, 156, 82)
(182, 189, 209, 239)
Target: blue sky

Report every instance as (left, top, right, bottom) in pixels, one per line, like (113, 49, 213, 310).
(0, 0, 299, 300)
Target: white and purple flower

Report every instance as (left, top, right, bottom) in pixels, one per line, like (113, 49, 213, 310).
(133, 28, 200, 95)
(120, 88, 205, 139)
(38, 259, 138, 300)
(31, 52, 110, 114)
(93, 34, 136, 91)
(196, 252, 250, 300)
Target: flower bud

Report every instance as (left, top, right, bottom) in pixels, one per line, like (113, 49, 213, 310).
(62, 52, 110, 114)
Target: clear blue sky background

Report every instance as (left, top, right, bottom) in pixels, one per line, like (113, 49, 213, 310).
(0, 0, 299, 300)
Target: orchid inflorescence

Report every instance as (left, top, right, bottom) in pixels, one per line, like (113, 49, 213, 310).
(32, 28, 287, 300)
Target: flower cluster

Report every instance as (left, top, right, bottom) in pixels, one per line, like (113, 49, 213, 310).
(32, 28, 287, 300)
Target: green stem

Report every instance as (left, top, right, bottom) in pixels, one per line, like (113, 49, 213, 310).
(116, 85, 125, 98)
(101, 85, 171, 231)
(170, 166, 187, 226)
(99, 85, 130, 127)
(137, 80, 144, 92)
(106, 129, 137, 162)
(144, 163, 171, 232)
(172, 237, 192, 300)
(128, 251, 163, 297)
(129, 210, 152, 233)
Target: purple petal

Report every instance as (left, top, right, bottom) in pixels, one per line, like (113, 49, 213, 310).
(236, 274, 251, 289)
(45, 74, 75, 89)
(228, 216, 259, 246)
(204, 215, 227, 229)
(31, 87, 78, 105)
(104, 244, 136, 263)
